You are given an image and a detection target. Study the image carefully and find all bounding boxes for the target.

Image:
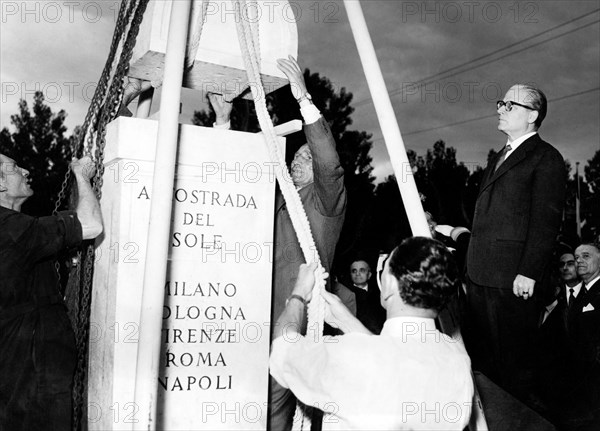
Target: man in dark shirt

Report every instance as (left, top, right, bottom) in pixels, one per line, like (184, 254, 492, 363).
(0, 153, 103, 430)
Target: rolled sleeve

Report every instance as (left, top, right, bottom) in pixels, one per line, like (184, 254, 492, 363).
(55, 211, 84, 249)
(270, 334, 342, 412)
(14, 211, 83, 262)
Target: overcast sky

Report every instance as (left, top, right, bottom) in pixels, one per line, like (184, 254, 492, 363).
(1, 0, 599, 181)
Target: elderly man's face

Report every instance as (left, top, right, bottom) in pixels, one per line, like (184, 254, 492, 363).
(559, 253, 578, 284)
(574, 245, 600, 283)
(497, 85, 538, 138)
(0, 154, 33, 201)
(350, 260, 371, 286)
(290, 144, 314, 188)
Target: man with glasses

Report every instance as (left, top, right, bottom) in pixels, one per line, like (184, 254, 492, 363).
(463, 84, 565, 408)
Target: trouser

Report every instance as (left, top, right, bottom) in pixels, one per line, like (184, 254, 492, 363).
(268, 376, 323, 431)
(1, 305, 76, 431)
(269, 376, 296, 431)
(463, 279, 541, 405)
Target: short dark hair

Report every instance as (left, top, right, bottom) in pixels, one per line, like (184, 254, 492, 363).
(350, 258, 371, 271)
(388, 237, 459, 312)
(520, 84, 547, 129)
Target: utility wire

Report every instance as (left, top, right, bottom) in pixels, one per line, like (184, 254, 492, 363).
(401, 8, 600, 86)
(396, 19, 599, 99)
(370, 87, 600, 140)
(354, 9, 600, 108)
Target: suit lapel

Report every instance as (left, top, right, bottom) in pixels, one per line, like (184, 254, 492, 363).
(275, 188, 286, 213)
(478, 134, 540, 197)
(275, 183, 312, 214)
(582, 280, 600, 309)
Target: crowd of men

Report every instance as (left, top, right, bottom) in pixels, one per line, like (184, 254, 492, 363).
(2, 57, 599, 431)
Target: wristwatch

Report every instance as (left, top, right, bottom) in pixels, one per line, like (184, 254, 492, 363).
(296, 92, 312, 104)
(286, 294, 308, 307)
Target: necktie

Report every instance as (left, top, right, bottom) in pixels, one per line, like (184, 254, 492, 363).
(568, 287, 575, 308)
(494, 144, 512, 172)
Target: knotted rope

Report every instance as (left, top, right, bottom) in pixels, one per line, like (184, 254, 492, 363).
(233, 1, 327, 428)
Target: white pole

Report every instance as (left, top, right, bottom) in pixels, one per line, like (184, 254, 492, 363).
(133, 0, 192, 429)
(343, 0, 430, 237)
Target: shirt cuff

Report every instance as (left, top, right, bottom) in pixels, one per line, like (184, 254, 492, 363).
(269, 337, 292, 389)
(450, 226, 470, 242)
(299, 102, 321, 125)
(213, 120, 231, 130)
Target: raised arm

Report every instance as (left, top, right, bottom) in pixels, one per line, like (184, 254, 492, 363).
(71, 156, 103, 240)
(277, 56, 346, 216)
(208, 93, 234, 127)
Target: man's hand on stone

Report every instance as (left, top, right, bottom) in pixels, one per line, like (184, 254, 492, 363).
(208, 93, 233, 125)
(276, 56, 308, 101)
(123, 77, 153, 107)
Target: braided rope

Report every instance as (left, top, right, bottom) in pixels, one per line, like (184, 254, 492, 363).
(186, 0, 210, 70)
(234, 1, 327, 428)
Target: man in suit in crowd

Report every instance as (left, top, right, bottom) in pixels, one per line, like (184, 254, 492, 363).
(535, 251, 581, 420)
(541, 251, 583, 334)
(345, 258, 385, 334)
(560, 243, 600, 429)
(464, 84, 566, 406)
(560, 251, 584, 309)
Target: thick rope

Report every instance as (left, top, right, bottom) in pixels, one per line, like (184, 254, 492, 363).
(234, 1, 327, 428)
(186, 0, 210, 70)
(234, 0, 326, 330)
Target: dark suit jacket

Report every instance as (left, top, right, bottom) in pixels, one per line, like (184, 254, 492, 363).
(271, 117, 347, 327)
(467, 134, 565, 290)
(571, 279, 600, 373)
(562, 278, 600, 423)
(536, 295, 569, 400)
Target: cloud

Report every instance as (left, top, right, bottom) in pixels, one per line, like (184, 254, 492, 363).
(1, 0, 598, 179)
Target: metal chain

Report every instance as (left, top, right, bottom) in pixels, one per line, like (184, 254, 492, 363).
(70, 243, 96, 430)
(67, 1, 150, 429)
(93, 0, 149, 200)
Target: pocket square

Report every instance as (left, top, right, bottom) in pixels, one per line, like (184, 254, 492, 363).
(583, 304, 595, 312)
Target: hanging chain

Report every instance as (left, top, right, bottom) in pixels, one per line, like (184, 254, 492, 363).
(93, 0, 149, 200)
(67, 1, 150, 429)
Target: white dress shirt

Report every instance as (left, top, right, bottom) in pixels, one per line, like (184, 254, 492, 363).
(270, 316, 474, 430)
(583, 275, 600, 292)
(505, 131, 537, 159)
(353, 283, 368, 292)
(566, 282, 583, 306)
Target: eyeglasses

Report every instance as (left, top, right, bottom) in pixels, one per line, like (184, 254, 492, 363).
(496, 100, 535, 111)
(376, 253, 390, 291)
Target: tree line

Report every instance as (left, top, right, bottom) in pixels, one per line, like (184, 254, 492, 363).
(2, 76, 599, 277)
